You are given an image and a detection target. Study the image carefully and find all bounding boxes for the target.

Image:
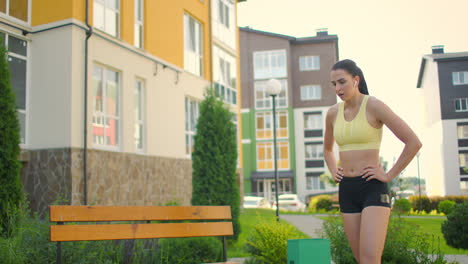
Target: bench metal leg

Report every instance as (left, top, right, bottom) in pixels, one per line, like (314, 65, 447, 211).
(223, 236, 227, 262)
(57, 242, 62, 264)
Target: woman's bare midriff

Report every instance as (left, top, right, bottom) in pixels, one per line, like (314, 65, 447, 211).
(339, 149, 380, 177)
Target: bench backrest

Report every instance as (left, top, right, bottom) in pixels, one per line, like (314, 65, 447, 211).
(49, 205, 233, 242)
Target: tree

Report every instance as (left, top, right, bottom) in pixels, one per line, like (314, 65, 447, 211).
(0, 41, 23, 237)
(191, 89, 240, 240)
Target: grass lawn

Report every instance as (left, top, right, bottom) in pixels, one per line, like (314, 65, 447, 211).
(227, 208, 308, 258)
(403, 218, 468, 255)
(318, 215, 468, 255)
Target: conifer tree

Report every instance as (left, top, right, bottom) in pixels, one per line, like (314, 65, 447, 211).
(191, 89, 240, 239)
(0, 40, 23, 237)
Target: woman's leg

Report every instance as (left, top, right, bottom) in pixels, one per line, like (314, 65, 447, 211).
(342, 213, 362, 263)
(359, 206, 391, 264)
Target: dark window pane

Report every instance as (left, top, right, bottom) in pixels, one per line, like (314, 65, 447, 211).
(8, 35, 27, 56)
(8, 56, 26, 109)
(456, 99, 461, 111)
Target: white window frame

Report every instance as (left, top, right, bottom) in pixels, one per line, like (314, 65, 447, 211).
(305, 144, 323, 160)
(0, 0, 31, 25)
(184, 13, 203, 77)
(304, 113, 322, 130)
(255, 111, 288, 140)
(452, 71, 468, 85)
(185, 97, 199, 156)
(254, 79, 288, 109)
(134, 78, 145, 152)
(299, 56, 320, 71)
(306, 175, 325, 190)
(214, 46, 237, 105)
(256, 141, 290, 171)
(300, 85, 321, 101)
(3, 31, 29, 145)
(455, 98, 468, 112)
(134, 0, 143, 48)
(92, 64, 121, 149)
(218, 0, 230, 29)
(253, 49, 287, 80)
(94, 0, 120, 37)
(458, 125, 468, 139)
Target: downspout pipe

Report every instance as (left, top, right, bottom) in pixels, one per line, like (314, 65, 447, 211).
(83, 0, 92, 205)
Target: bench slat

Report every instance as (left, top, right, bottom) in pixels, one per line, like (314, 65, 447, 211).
(50, 206, 232, 222)
(50, 222, 234, 242)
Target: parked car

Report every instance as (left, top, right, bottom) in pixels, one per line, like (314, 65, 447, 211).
(273, 194, 307, 212)
(243, 196, 272, 209)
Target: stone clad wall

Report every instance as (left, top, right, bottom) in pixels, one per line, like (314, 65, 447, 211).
(21, 148, 193, 215)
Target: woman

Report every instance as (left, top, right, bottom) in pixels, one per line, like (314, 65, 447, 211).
(324, 59, 422, 264)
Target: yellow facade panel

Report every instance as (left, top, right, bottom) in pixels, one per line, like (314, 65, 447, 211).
(32, 0, 74, 26)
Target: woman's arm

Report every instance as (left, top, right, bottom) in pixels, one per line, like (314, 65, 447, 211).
(362, 97, 422, 182)
(324, 105, 343, 182)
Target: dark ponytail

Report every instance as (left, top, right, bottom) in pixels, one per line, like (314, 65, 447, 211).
(332, 59, 369, 95)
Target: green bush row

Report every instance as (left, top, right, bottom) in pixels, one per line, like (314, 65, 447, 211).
(442, 201, 468, 250)
(322, 215, 456, 264)
(409, 195, 468, 213)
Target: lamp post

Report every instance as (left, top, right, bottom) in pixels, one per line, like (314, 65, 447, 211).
(417, 152, 421, 212)
(266, 79, 282, 222)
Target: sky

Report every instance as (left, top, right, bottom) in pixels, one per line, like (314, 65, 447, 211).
(237, 0, 468, 179)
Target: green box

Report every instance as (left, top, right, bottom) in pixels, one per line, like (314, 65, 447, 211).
(287, 238, 331, 264)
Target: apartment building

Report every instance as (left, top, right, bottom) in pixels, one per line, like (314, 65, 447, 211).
(239, 27, 339, 202)
(417, 45, 468, 195)
(1, 0, 245, 214)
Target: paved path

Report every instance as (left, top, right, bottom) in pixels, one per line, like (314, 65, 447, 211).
(280, 214, 468, 264)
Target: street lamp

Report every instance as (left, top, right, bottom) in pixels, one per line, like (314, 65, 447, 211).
(266, 78, 282, 222)
(417, 152, 422, 212)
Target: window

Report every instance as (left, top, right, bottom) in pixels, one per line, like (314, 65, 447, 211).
(304, 113, 322, 130)
(301, 85, 321, 100)
(306, 175, 325, 190)
(458, 125, 468, 139)
(134, 79, 145, 151)
(455, 98, 468, 112)
(3, 32, 27, 144)
(253, 50, 287, 80)
(0, 0, 28, 22)
(218, 0, 230, 28)
(257, 142, 289, 170)
(214, 46, 237, 104)
(305, 144, 323, 160)
(453, 71, 468, 85)
(459, 153, 468, 167)
(94, 0, 120, 37)
(134, 0, 143, 48)
(256, 111, 288, 139)
(299, 56, 320, 71)
(254, 79, 288, 109)
(92, 65, 120, 147)
(184, 14, 203, 76)
(185, 97, 199, 155)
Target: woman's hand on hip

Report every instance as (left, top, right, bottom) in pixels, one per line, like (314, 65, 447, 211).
(333, 167, 344, 182)
(361, 165, 391, 182)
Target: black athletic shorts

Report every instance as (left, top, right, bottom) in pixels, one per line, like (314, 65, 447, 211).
(338, 176, 391, 213)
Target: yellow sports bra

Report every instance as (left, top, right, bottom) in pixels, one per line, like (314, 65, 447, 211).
(333, 95, 382, 152)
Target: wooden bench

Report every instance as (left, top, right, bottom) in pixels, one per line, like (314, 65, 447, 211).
(49, 205, 236, 264)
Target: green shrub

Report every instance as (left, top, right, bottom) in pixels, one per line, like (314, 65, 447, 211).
(316, 197, 333, 211)
(321, 215, 450, 264)
(409, 195, 432, 213)
(245, 220, 306, 264)
(308, 195, 332, 212)
(393, 198, 412, 214)
(0, 37, 23, 238)
(442, 201, 468, 250)
(438, 200, 456, 215)
(156, 237, 223, 264)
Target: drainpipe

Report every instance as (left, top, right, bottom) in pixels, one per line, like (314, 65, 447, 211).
(83, 0, 92, 205)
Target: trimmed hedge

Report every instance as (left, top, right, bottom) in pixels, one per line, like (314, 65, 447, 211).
(441, 201, 468, 249)
(409, 195, 468, 213)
